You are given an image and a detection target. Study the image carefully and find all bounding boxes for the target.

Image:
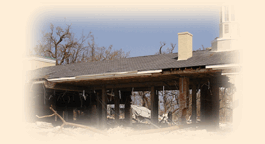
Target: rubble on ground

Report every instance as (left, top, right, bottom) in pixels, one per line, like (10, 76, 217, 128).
(23, 121, 234, 142)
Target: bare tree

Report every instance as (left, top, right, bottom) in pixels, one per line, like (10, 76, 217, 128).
(166, 43, 176, 54)
(202, 45, 205, 50)
(68, 32, 90, 64)
(136, 91, 151, 109)
(159, 42, 166, 54)
(33, 24, 76, 65)
(87, 34, 96, 62)
(83, 34, 130, 62)
(33, 23, 130, 65)
(48, 24, 71, 65)
(160, 90, 179, 115)
(58, 33, 79, 65)
(156, 42, 176, 55)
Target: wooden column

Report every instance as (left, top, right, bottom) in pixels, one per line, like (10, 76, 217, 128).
(91, 104, 97, 124)
(96, 91, 102, 127)
(205, 84, 212, 124)
(192, 83, 197, 124)
(200, 84, 207, 124)
(151, 86, 158, 124)
(67, 107, 73, 122)
(87, 93, 92, 120)
(179, 77, 189, 124)
(101, 86, 107, 128)
(41, 86, 46, 117)
(211, 78, 220, 129)
(114, 89, 120, 123)
(124, 91, 132, 125)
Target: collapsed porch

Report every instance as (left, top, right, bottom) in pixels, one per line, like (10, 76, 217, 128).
(28, 66, 233, 130)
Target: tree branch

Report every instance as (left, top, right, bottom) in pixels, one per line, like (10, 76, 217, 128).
(36, 113, 55, 119)
(159, 42, 166, 54)
(46, 50, 56, 58)
(36, 107, 106, 135)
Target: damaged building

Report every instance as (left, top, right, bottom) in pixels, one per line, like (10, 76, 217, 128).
(26, 5, 240, 131)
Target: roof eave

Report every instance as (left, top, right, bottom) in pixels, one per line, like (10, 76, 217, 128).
(46, 70, 162, 82)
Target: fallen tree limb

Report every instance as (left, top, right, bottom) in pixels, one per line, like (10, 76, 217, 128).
(36, 107, 107, 135)
(49, 107, 107, 135)
(36, 113, 55, 119)
(146, 119, 160, 129)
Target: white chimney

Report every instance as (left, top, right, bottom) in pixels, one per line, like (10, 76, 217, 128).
(178, 32, 193, 60)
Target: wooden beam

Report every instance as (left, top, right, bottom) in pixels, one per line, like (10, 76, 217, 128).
(162, 68, 221, 75)
(133, 86, 177, 91)
(44, 81, 86, 92)
(87, 78, 208, 90)
(84, 80, 178, 91)
(40, 70, 227, 94)
(106, 81, 166, 89)
(49, 68, 221, 87)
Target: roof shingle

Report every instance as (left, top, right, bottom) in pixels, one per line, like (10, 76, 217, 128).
(30, 50, 240, 79)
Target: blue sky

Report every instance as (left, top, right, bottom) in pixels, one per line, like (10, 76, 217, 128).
(33, 4, 220, 57)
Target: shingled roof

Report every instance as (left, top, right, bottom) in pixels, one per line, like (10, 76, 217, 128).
(30, 49, 240, 80)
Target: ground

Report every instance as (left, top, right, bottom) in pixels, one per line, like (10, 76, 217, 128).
(23, 121, 234, 143)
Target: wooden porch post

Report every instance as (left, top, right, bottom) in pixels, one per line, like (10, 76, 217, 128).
(211, 78, 220, 129)
(151, 86, 158, 124)
(124, 91, 132, 126)
(101, 86, 107, 128)
(96, 90, 102, 127)
(67, 106, 73, 122)
(192, 83, 197, 124)
(200, 84, 207, 124)
(114, 89, 120, 124)
(179, 77, 189, 124)
(205, 83, 212, 125)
